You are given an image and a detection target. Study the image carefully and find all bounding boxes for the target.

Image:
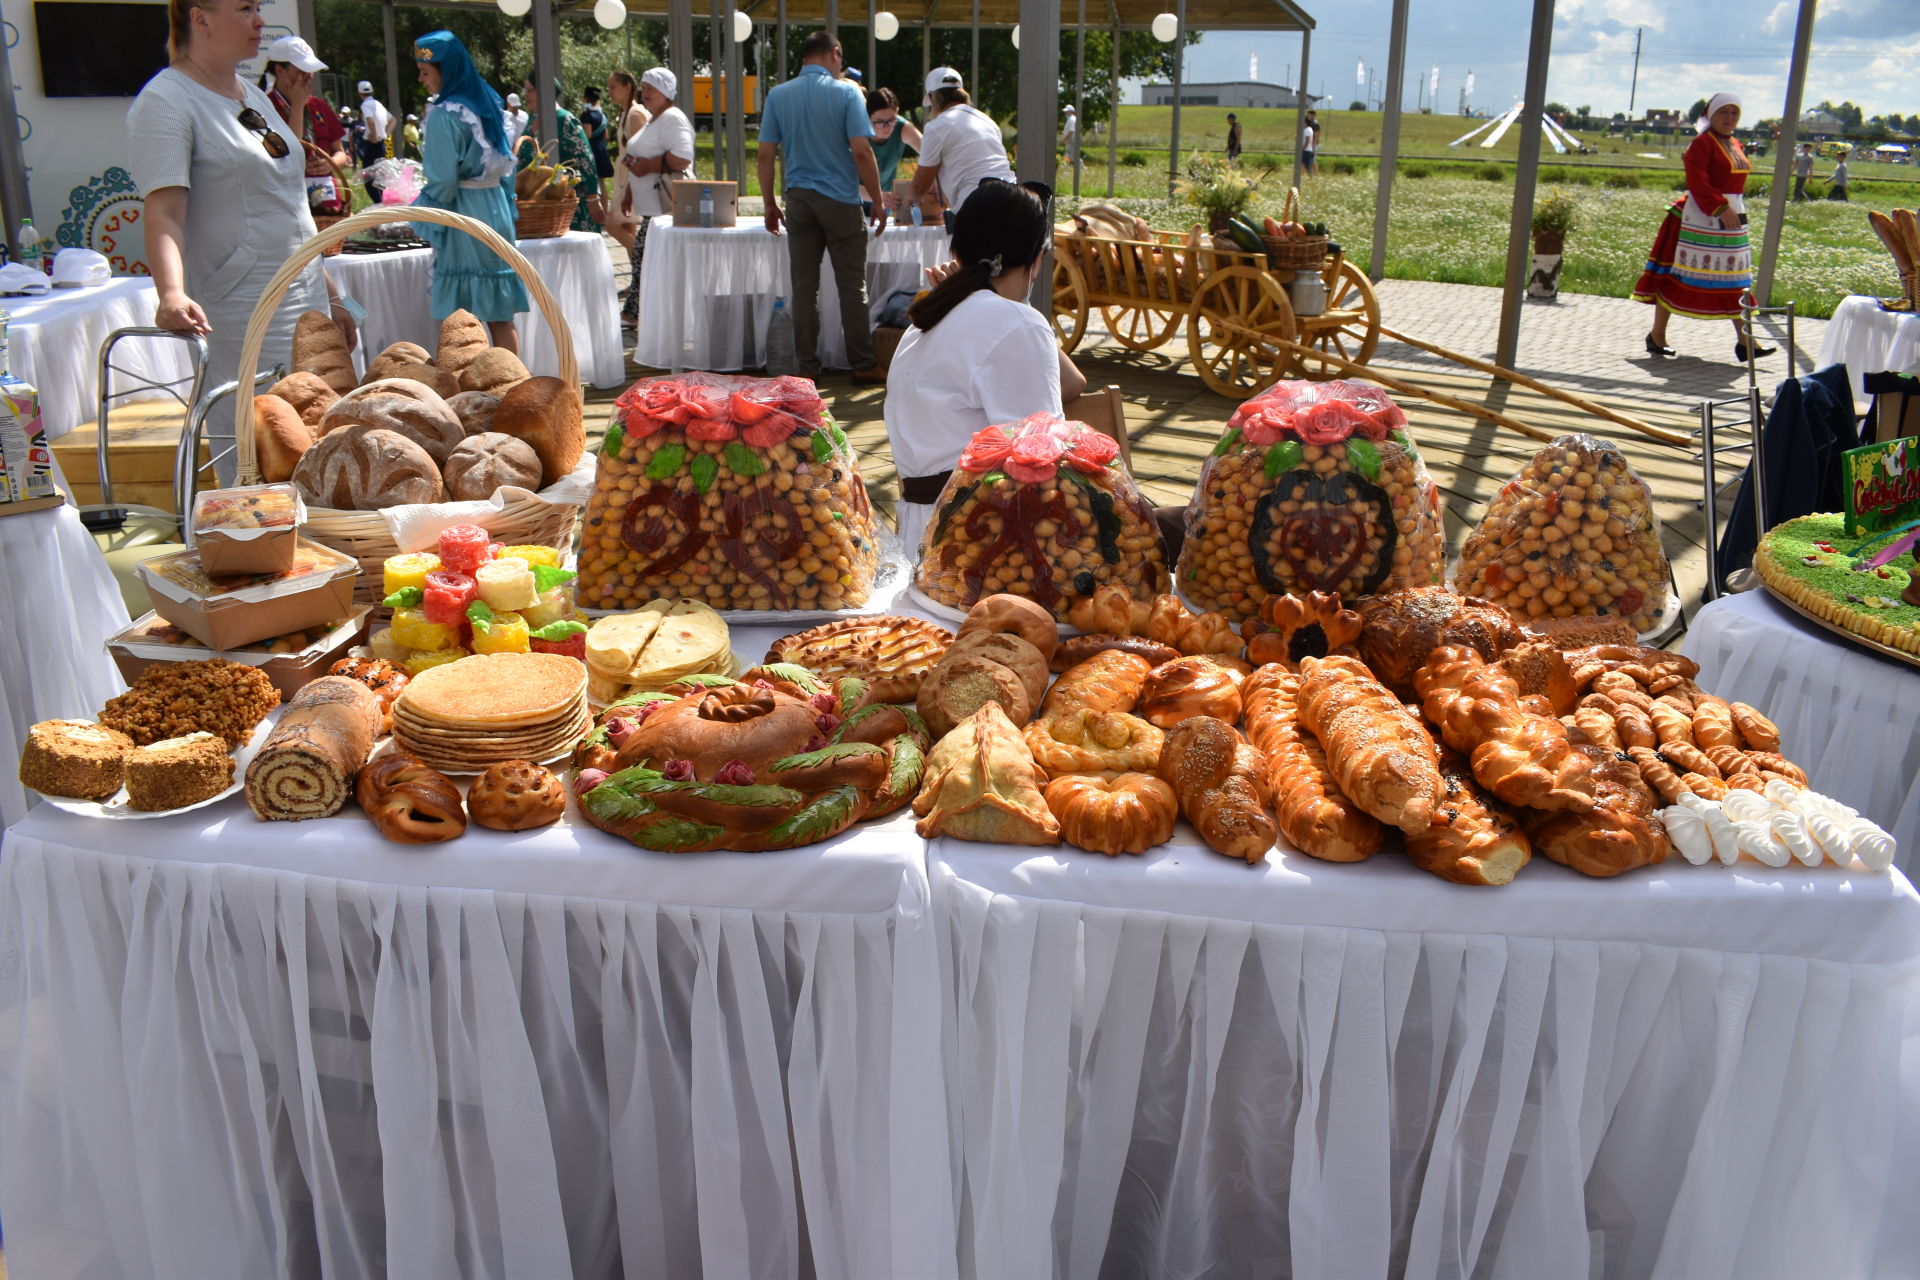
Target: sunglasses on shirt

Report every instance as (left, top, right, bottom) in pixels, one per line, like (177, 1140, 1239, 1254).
(238, 107, 291, 158)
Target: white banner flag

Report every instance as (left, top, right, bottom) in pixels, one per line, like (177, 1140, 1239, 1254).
(1357, 57, 1366, 87)
(1466, 70, 1476, 95)
(1430, 65, 1439, 94)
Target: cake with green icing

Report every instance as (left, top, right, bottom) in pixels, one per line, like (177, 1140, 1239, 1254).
(1752, 513, 1920, 659)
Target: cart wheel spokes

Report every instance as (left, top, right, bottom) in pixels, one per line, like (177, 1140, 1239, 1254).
(1295, 261, 1381, 381)
(1186, 266, 1296, 400)
(1103, 304, 1181, 352)
(1051, 256, 1091, 354)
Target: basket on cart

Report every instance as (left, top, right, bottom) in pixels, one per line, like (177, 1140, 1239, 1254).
(515, 195, 578, 240)
(311, 213, 349, 257)
(232, 206, 584, 603)
(1262, 188, 1330, 271)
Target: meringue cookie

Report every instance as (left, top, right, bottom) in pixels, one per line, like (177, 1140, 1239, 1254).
(1705, 806, 1743, 865)
(1764, 778, 1803, 811)
(1734, 818, 1792, 868)
(1846, 817, 1897, 873)
(1793, 790, 1858, 826)
(1804, 812, 1853, 867)
(1722, 789, 1773, 825)
(1771, 811, 1822, 867)
(1664, 804, 1715, 865)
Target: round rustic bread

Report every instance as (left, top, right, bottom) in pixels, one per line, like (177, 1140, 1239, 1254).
(458, 348, 532, 397)
(363, 341, 434, 384)
(443, 432, 544, 501)
(318, 378, 464, 465)
(266, 371, 340, 427)
(447, 390, 501, 436)
(291, 425, 443, 510)
(380, 361, 461, 401)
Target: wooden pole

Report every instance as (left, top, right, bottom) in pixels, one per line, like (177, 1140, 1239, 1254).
(1494, 0, 1555, 370)
(1756, 0, 1817, 305)
(1165, 0, 1185, 197)
(1375, 322, 1694, 446)
(1106, 17, 1119, 198)
(1369, 0, 1409, 283)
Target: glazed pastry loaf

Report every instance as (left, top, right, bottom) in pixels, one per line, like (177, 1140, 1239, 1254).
(1297, 654, 1444, 834)
(1241, 666, 1382, 862)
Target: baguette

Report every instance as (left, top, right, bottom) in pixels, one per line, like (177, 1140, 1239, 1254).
(1894, 209, 1920, 269)
(1869, 210, 1914, 275)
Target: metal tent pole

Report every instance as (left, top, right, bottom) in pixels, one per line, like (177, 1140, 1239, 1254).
(1164, 0, 1184, 197)
(709, 0, 727, 179)
(0, 21, 31, 257)
(1016, 0, 1059, 304)
(1291, 28, 1309, 190)
(1369, 0, 1409, 282)
(826, 0, 837, 36)
(728, 13, 747, 180)
(1756, 0, 1817, 306)
(970, 0, 979, 97)
(1106, 17, 1119, 197)
(1493, 0, 1555, 370)
(867, 0, 877, 89)
(297, 0, 318, 42)
(1072, 0, 1086, 200)
(670, 0, 695, 148)
(777, 0, 788, 81)
(532, 0, 563, 155)
(382, 0, 403, 130)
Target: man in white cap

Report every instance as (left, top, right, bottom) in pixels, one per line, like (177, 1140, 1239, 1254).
(356, 79, 391, 167)
(911, 67, 1013, 230)
(504, 91, 529, 142)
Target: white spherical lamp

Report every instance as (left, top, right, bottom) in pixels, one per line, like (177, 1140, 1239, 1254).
(873, 9, 899, 40)
(498, 0, 531, 15)
(731, 9, 752, 42)
(594, 0, 625, 28)
(1011, 23, 1020, 48)
(1151, 11, 1178, 41)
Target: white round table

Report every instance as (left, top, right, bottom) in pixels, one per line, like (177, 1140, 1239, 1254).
(635, 219, 949, 372)
(0, 496, 130, 827)
(2, 279, 197, 439)
(1683, 588, 1919, 870)
(326, 232, 627, 388)
(1815, 294, 1920, 400)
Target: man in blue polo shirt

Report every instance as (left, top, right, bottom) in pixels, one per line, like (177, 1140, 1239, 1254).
(758, 30, 887, 381)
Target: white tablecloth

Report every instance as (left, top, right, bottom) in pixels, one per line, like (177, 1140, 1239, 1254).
(933, 837, 1920, 1279)
(0, 619, 955, 1278)
(0, 497, 128, 828)
(635, 219, 949, 372)
(327, 232, 627, 389)
(1815, 293, 1920, 400)
(1684, 590, 1920, 873)
(3, 278, 198, 440)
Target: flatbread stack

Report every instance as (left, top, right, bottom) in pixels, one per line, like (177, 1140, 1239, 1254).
(391, 652, 590, 772)
(585, 600, 738, 706)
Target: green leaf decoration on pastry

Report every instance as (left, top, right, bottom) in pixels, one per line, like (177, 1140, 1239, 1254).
(634, 815, 727, 851)
(646, 443, 686, 480)
(1211, 426, 1243, 457)
(761, 784, 860, 848)
(602, 423, 625, 457)
(688, 781, 805, 807)
(690, 453, 720, 494)
(884, 735, 925, 799)
(582, 774, 659, 823)
(757, 662, 824, 693)
(663, 673, 739, 690)
(833, 677, 872, 716)
(383, 586, 424, 609)
(834, 703, 899, 738)
(1346, 437, 1382, 482)
(771, 742, 885, 773)
(723, 441, 768, 477)
(605, 690, 681, 714)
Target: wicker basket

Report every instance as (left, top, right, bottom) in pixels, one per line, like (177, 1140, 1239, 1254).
(311, 213, 349, 256)
(1263, 187, 1330, 271)
(516, 195, 578, 240)
(233, 206, 584, 603)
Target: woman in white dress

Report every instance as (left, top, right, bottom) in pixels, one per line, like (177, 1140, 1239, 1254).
(613, 69, 696, 325)
(605, 68, 653, 322)
(129, 0, 354, 481)
(883, 179, 1085, 550)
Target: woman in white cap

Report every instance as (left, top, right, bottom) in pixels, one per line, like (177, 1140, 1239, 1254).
(1631, 91, 1774, 363)
(909, 68, 1014, 230)
(613, 67, 696, 320)
(605, 68, 654, 319)
(258, 35, 350, 218)
(128, 0, 354, 482)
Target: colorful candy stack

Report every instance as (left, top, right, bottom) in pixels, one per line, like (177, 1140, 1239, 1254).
(370, 526, 586, 673)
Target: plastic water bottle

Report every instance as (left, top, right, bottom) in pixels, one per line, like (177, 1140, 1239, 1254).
(910, 201, 923, 228)
(764, 297, 798, 376)
(698, 185, 715, 228)
(16, 220, 45, 275)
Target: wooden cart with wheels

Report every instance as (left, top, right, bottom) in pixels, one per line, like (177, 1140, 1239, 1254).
(1050, 228, 1383, 400)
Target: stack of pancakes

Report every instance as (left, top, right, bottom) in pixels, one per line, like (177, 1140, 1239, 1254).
(584, 600, 738, 706)
(392, 652, 590, 772)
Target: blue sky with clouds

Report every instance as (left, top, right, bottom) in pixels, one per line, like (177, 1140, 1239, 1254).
(1161, 0, 1918, 121)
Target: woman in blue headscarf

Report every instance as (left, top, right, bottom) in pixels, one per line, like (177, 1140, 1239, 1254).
(413, 30, 529, 352)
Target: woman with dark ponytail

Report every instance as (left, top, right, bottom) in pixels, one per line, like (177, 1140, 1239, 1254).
(884, 179, 1085, 546)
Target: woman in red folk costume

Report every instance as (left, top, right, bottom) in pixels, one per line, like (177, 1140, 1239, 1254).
(1632, 92, 1775, 364)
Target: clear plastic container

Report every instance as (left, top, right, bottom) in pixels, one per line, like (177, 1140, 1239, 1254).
(190, 483, 305, 576)
(137, 537, 360, 650)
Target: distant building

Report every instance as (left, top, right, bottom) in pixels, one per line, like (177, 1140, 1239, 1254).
(1139, 81, 1319, 109)
(1799, 109, 1843, 136)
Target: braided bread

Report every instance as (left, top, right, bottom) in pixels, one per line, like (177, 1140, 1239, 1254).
(1157, 717, 1276, 863)
(1299, 654, 1446, 833)
(1413, 646, 1596, 814)
(1405, 749, 1532, 886)
(1042, 649, 1153, 716)
(1241, 665, 1382, 862)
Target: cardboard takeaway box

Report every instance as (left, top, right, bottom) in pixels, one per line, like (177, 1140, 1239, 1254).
(671, 180, 739, 227)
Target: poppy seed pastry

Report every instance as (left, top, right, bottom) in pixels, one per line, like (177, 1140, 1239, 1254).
(18, 719, 133, 800)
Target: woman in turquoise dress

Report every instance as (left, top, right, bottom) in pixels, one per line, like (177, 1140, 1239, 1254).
(413, 30, 529, 352)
